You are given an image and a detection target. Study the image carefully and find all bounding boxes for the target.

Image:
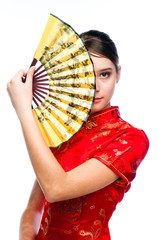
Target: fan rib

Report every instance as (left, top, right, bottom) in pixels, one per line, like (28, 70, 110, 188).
(49, 88, 94, 102)
(50, 83, 94, 89)
(46, 55, 92, 75)
(50, 86, 95, 97)
(41, 113, 68, 142)
(48, 91, 93, 109)
(51, 76, 95, 85)
(34, 78, 49, 83)
(47, 40, 85, 64)
(35, 88, 48, 95)
(35, 86, 49, 91)
(45, 119, 67, 143)
(34, 63, 43, 75)
(34, 109, 63, 146)
(34, 83, 49, 87)
(49, 71, 95, 81)
(47, 95, 90, 113)
(44, 95, 89, 124)
(39, 31, 79, 65)
(48, 68, 94, 82)
(32, 109, 54, 147)
(44, 30, 78, 56)
(40, 103, 79, 135)
(43, 46, 87, 70)
(33, 94, 43, 105)
(44, 98, 84, 126)
(39, 104, 76, 137)
(34, 74, 48, 81)
(33, 96, 39, 107)
(34, 69, 47, 78)
(34, 90, 46, 100)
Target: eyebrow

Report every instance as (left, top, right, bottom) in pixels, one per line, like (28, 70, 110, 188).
(99, 68, 113, 71)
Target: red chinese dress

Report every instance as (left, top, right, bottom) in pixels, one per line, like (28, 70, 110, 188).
(36, 106, 149, 240)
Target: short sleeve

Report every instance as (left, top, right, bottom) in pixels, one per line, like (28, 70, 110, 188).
(93, 129, 149, 187)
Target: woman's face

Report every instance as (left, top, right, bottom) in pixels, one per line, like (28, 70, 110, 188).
(90, 53, 121, 114)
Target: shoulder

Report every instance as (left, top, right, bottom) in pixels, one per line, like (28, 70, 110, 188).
(93, 116, 149, 185)
(120, 116, 149, 140)
(117, 117, 150, 156)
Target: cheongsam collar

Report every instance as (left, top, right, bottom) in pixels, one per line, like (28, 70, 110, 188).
(83, 106, 120, 130)
(89, 106, 120, 119)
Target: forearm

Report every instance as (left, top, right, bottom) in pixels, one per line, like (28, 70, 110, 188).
(19, 110, 67, 202)
(19, 208, 41, 240)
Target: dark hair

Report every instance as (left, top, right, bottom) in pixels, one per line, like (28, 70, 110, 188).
(80, 30, 119, 73)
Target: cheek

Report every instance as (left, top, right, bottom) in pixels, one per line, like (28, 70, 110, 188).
(101, 81, 116, 97)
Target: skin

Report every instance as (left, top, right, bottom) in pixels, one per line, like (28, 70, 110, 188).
(7, 54, 121, 240)
(90, 52, 121, 114)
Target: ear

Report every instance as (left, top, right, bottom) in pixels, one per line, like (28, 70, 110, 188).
(116, 65, 121, 83)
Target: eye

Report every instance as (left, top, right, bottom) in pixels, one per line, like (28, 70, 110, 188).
(100, 72, 111, 78)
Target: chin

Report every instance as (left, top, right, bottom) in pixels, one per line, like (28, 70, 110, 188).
(90, 103, 111, 115)
(90, 106, 103, 115)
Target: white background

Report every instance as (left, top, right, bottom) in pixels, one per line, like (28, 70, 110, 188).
(0, 0, 158, 239)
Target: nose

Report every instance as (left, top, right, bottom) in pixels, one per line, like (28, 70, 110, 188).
(95, 78, 100, 92)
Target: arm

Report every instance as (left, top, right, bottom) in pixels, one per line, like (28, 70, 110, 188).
(20, 180, 45, 240)
(7, 68, 119, 203)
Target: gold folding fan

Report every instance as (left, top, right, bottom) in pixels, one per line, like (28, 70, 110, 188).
(30, 14, 96, 148)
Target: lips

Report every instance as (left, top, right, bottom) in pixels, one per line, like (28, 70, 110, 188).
(94, 97, 102, 102)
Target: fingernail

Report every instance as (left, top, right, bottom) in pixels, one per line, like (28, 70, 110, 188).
(30, 66, 36, 72)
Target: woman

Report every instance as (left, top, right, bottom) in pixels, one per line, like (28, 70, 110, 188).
(7, 30, 149, 240)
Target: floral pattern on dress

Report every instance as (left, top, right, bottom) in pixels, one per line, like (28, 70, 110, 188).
(36, 106, 149, 240)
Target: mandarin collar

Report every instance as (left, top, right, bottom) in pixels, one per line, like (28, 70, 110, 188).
(88, 106, 120, 121)
(82, 106, 120, 131)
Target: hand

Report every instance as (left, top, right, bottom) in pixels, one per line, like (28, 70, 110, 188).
(7, 67, 36, 119)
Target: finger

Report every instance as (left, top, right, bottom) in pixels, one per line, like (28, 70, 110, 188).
(26, 66, 36, 86)
(12, 69, 27, 82)
(6, 82, 11, 93)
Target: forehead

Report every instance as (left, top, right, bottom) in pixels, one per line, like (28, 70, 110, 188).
(90, 54, 115, 71)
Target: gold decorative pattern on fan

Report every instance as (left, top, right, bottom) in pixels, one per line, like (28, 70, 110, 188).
(30, 14, 96, 147)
